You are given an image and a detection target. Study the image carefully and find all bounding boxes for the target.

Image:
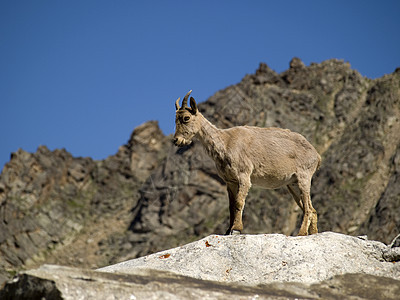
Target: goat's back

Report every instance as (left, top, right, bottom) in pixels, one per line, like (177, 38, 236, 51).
(222, 126, 320, 173)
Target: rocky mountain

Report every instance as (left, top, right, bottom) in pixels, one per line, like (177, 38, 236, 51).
(1, 58, 399, 284)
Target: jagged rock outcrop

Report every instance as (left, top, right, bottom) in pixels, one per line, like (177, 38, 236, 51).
(0, 121, 170, 282)
(2, 233, 400, 299)
(1, 58, 399, 285)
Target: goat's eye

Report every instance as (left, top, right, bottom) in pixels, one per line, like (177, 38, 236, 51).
(183, 116, 191, 122)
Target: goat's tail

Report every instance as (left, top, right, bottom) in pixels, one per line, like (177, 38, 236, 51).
(316, 153, 322, 170)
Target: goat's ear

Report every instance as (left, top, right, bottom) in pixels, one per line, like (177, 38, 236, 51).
(190, 97, 198, 114)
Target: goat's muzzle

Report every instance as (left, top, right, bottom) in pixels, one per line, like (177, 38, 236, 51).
(173, 136, 191, 147)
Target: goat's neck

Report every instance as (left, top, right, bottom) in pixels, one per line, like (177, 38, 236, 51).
(197, 114, 226, 161)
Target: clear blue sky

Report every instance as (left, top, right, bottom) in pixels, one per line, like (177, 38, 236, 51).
(1, 1, 399, 170)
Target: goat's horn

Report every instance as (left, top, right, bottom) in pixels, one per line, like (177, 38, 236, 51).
(181, 90, 192, 108)
(175, 97, 181, 110)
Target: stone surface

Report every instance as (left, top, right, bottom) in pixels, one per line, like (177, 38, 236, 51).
(383, 233, 400, 262)
(99, 232, 400, 285)
(2, 265, 317, 300)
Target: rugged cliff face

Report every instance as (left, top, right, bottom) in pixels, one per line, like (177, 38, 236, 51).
(1, 58, 399, 282)
(0, 121, 170, 281)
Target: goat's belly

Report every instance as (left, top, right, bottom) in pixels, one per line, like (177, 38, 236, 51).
(251, 173, 295, 189)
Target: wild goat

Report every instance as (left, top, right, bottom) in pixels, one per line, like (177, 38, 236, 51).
(174, 90, 321, 235)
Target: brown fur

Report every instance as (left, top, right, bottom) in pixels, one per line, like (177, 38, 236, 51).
(174, 91, 321, 235)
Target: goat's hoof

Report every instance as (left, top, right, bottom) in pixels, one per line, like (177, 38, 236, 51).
(225, 229, 241, 235)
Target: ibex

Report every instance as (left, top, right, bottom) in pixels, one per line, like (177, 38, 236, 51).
(174, 90, 321, 236)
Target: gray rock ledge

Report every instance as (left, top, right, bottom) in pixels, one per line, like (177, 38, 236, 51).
(1, 265, 400, 300)
(99, 232, 400, 284)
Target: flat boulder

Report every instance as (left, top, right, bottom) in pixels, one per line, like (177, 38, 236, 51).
(1, 265, 400, 300)
(99, 232, 400, 284)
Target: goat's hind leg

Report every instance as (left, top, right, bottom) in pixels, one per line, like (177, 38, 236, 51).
(295, 174, 318, 236)
(301, 176, 318, 235)
(308, 202, 318, 234)
(287, 184, 303, 211)
(287, 183, 310, 235)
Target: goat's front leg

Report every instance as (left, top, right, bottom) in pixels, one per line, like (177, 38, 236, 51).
(225, 179, 250, 235)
